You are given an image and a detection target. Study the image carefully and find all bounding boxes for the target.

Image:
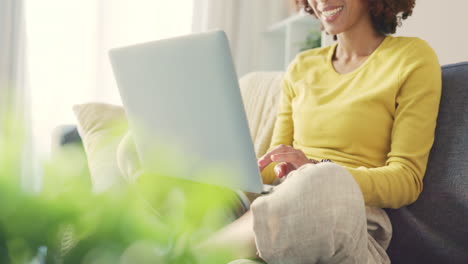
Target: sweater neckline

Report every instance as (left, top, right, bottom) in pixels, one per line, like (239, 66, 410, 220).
(327, 35, 391, 78)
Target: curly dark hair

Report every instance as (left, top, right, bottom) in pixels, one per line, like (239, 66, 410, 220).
(299, 0, 415, 36)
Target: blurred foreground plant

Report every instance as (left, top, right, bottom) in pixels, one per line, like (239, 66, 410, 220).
(0, 122, 241, 263)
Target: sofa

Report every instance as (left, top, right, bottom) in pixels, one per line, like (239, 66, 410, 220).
(385, 62, 468, 264)
(59, 62, 468, 263)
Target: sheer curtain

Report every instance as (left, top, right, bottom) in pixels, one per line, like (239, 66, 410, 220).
(0, 0, 37, 191)
(0, 0, 28, 135)
(192, 0, 290, 77)
(25, 0, 193, 156)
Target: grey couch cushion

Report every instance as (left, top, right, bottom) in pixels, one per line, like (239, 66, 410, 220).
(386, 62, 468, 264)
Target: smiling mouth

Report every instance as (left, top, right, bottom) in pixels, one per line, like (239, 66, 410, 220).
(320, 6, 343, 20)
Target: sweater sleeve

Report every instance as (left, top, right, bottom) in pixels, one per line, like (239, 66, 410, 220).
(344, 39, 442, 208)
(261, 71, 296, 184)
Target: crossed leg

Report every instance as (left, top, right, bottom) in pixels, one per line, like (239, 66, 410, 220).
(201, 162, 391, 264)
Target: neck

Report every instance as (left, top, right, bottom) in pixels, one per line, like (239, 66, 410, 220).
(335, 17, 385, 59)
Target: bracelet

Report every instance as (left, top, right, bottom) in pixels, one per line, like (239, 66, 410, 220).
(309, 159, 320, 164)
(309, 158, 333, 164)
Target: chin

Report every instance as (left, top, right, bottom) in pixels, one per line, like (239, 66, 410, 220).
(323, 26, 344, 37)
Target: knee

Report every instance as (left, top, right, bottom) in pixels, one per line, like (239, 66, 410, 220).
(289, 162, 362, 198)
(254, 162, 366, 220)
(282, 162, 366, 223)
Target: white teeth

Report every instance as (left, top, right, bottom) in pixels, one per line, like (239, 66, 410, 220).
(322, 7, 343, 17)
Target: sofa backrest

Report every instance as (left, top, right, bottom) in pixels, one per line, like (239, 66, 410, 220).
(386, 62, 468, 264)
(239, 72, 284, 158)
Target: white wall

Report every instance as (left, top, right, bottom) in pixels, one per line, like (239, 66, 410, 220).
(395, 0, 468, 65)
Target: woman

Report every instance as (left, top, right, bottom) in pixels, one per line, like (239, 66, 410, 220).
(203, 0, 441, 263)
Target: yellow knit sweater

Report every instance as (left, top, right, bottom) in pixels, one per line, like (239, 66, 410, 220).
(261, 36, 442, 209)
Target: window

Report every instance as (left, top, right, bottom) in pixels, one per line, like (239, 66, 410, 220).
(25, 0, 193, 156)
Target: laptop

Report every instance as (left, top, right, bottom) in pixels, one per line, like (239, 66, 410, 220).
(109, 30, 272, 194)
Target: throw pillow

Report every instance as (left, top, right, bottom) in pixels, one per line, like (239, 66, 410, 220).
(239, 72, 284, 158)
(73, 103, 128, 193)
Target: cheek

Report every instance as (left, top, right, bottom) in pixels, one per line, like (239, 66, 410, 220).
(352, 0, 370, 18)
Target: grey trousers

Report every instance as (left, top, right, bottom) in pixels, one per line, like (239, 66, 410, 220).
(230, 162, 392, 264)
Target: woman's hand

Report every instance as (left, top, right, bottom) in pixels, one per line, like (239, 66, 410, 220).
(257, 145, 318, 178)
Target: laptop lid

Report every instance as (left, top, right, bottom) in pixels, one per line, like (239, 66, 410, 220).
(109, 30, 263, 193)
